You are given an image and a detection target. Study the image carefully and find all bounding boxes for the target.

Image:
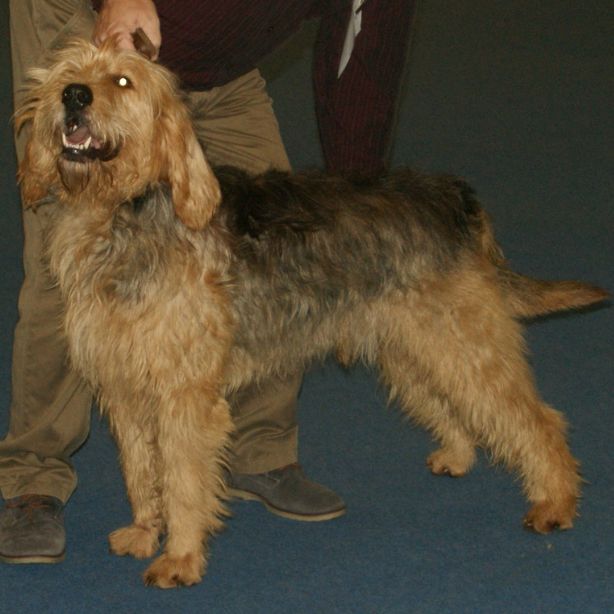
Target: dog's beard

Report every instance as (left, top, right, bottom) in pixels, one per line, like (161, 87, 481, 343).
(56, 154, 117, 196)
(57, 157, 94, 194)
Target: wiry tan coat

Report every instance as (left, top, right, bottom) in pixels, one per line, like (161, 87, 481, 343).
(17, 39, 608, 588)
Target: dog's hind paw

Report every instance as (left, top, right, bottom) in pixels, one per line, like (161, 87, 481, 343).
(426, 445, 476, 477)
(143, 552, 205, 589)
(109, 524, 160, 559)
(523, 499, 576, 534)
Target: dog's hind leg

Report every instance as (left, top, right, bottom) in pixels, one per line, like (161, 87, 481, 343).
(379, 351, 477, 477)
(106, 401, 164, 560)
(425, 414, 477, 478)
(381, 266, 581, 532)
(142, 390, 233, 589)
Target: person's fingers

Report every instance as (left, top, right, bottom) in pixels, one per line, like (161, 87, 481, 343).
(93, 26, 135, 50)
(93, 26, 159, 60)
(114, 32, 137, 52)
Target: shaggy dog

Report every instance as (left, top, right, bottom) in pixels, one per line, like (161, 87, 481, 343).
(16, 39, 607, 588)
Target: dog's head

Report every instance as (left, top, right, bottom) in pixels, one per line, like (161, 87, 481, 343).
(16, 38, 220, 230)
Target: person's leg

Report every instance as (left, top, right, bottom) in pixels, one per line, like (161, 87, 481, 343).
(188, 70, 298, 473)
(0, 0, 97, 563)
(186, 71, 345, 520)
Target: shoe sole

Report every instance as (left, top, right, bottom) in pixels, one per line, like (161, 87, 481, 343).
(0, 552, 65, 564)
(227, 487, 346, 522)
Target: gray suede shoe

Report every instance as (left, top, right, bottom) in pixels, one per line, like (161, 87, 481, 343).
(227, 464, 346, 521)
(0, 495, 66, 564)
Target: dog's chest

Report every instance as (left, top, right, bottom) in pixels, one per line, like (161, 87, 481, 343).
(48, 207, 231, 392)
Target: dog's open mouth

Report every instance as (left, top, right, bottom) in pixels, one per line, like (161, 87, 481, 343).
(61, 118, 119, 163)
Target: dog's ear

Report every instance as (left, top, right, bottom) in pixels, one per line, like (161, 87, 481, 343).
(18, 139, 56, 206)
(157, 96, 221, 230)
(15, 102, 56, 207)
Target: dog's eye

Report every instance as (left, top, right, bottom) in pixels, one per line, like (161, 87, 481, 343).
(113, 75, 133, 89)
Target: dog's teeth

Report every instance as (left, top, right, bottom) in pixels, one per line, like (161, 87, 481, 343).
(62, 134, 92, 150)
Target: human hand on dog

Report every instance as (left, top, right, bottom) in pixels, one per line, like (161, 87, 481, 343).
(94, 0, 161, 60)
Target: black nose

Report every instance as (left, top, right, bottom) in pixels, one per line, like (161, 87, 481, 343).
(62, 83, 93, 111)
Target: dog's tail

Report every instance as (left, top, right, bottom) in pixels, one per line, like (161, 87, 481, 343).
(498, 269, 609, 319)
(473, 210, 609, 318)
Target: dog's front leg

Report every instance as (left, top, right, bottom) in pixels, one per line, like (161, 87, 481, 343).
(143, 390, 233, 589)
(107, 403, 164, 560)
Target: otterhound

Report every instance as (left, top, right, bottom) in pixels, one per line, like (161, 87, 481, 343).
(16, 40, 608, 588)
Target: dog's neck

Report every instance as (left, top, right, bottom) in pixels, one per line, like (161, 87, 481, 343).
(127, 187, 161, 214)
(114, 183, 188, 234)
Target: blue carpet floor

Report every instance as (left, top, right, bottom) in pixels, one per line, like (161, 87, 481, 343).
(1, 1, 612, 612)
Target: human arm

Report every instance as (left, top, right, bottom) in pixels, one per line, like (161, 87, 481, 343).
(93, 0, 161, 59)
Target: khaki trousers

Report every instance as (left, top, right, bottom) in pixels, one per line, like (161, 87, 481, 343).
(0, 0, 300, 503)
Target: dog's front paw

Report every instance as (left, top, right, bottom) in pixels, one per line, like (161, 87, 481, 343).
(109, 525, 160, 559)
(523, 499, 576, 534)
(427, 445, 476, 477)
(143, 552, 205, 589)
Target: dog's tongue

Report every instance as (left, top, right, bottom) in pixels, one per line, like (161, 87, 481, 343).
(65, 125, 91, 145)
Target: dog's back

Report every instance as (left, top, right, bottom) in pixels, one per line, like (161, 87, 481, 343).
(215, 166, 606, 338)
(216, 166, 488, 303)
(217, 165, 484, 264)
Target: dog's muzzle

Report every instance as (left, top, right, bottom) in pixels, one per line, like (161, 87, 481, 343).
(61, 83, 118, 163)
